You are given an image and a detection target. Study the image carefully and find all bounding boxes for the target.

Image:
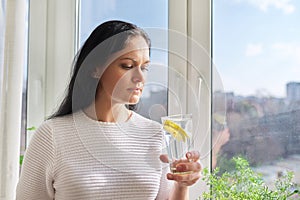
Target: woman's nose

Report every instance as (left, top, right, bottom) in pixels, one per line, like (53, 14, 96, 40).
(132, 67, 145, 83)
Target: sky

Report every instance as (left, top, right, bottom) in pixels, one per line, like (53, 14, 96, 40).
(213, 0, 300, 98)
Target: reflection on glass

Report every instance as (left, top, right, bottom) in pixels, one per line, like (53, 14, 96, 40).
(213, 0, 300, 187)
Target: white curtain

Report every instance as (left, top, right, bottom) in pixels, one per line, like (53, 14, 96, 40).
(0, 0, 27, 199)
(0, 0, 5, 105)
(0, 0, 8, 197)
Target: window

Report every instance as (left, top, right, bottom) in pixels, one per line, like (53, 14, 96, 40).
(79, 0, 168, 122)
(213, 0, 300, 186)
(21, 0, 29, 158)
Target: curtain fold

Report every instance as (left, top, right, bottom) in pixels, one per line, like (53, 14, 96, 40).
(0, 0, 27, 199)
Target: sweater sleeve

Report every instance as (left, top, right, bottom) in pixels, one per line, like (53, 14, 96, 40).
(16, 121, 55, 200)
(156, 128, 174, 200)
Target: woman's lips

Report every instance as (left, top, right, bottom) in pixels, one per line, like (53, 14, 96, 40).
(127, 88, 142, 94)
(128, 83, 143, 94)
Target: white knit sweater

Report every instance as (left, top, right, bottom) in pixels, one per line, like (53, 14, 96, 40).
(16, 110, 172, 200)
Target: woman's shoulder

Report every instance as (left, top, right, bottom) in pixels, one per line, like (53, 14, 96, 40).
(44, 112, 81, 129)
(33, 113, 76, 136)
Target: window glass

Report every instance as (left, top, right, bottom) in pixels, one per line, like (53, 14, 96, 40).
(213, 0, 300, 186)
(21, 0, 29, 154)
(79, 0, 168, 122)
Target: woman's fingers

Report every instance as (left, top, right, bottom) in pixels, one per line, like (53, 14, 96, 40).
(160, 151, 202, 172)
(186, 150, 200, 162)
(162, 151, 202, 187)
(167, 171, 201, 186)
(176, 160, 202, 173)
(160, 151, 200, 164)
(159, 154, 169, 163)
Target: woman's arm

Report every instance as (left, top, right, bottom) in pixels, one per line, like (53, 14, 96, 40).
(169, 182, 189, 200)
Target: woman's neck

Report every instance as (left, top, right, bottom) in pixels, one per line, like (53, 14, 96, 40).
(83, 101, 131, 123)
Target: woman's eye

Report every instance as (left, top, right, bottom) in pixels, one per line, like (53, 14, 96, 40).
(121, 64, 133, 69)
(141, 66, 149, 72)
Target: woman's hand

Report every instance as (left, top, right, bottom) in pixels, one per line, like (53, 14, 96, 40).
(160, 151, 202, 187)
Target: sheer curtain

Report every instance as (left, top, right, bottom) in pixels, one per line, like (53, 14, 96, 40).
(0, 0, 5, 105)
(0, 0, 27, 199)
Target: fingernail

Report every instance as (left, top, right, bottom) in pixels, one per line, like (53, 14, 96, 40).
(187, 152, 191, 158)
(167, 174, 173, 179)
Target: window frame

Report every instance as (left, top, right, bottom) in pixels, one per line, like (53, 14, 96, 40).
(27, 0, 77, 144)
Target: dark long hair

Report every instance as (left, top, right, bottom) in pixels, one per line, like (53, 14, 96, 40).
(49, 20, 151, 119)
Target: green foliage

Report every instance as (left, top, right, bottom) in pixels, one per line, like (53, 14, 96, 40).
(201, 157, 300, 200)
(26, 126, 36, 131)
(19, 126, 37, 166)
(19, 155, 24, 165)
(215, 154, 236, 175)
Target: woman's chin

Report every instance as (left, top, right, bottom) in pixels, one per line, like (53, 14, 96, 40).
(128, 96, 141, 104)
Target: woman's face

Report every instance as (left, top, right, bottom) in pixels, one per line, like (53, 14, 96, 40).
(98, 36, 150, 105)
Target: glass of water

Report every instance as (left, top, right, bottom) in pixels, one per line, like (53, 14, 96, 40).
(161, 114, 193, 174)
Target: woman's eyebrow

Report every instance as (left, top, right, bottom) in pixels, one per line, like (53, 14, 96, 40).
(120, 57, 136, 62)
(120, 57, 150, 64)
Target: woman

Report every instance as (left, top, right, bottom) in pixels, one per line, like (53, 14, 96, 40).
(17, 20, 201, 200)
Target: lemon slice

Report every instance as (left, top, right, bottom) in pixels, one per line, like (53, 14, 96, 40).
(163, 120, 189, 142)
